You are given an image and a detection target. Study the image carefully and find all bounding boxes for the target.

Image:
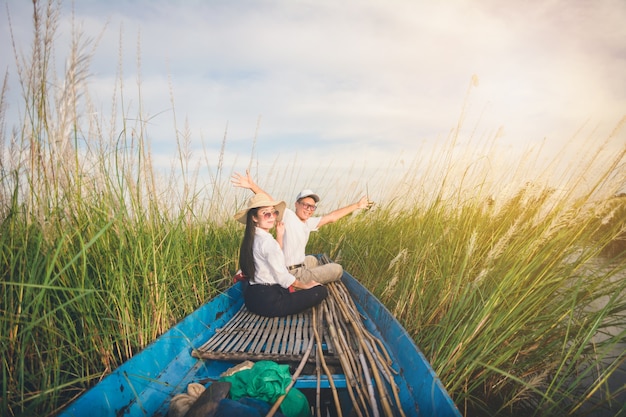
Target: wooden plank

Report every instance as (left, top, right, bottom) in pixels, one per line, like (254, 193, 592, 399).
(214, 310, 248, 353)
(280, 314, 294, 355)
(207, 309, 248, 352)
(285, 314, 296, 354)
(225, 310, 262, 352)
(265, 317, 281, 354)
(251, 316, 274, 354)
(292, 313, 304, 355)
(284, 315, 292, 353)
(273, 316, 286, 355)
(197, 308, 247, 351)
(301, 312, 310, 356)
(244, 315, 266, 353)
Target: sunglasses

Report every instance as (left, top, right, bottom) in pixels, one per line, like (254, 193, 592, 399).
(259, 209, 279, 219)
(298, 202, 317, 211)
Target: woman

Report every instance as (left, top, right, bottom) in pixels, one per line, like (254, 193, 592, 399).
(235, 193, 328, 317)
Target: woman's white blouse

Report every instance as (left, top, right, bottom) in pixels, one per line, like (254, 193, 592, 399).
(251, 227, 296, 288)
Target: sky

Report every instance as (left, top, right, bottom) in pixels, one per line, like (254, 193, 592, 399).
(1, 0, 625, 205)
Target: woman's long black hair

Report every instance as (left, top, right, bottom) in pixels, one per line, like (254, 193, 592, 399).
(239, 208, 259, 280)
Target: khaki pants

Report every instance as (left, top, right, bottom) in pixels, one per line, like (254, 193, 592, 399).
(291, 255, 343, 284)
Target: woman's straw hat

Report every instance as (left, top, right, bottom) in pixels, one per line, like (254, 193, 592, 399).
(234, 193, 286, 224)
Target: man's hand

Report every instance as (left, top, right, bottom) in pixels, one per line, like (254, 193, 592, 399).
(356, 195, 375, 210)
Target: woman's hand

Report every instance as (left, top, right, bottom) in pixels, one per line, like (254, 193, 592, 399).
(275, 221, 285, 237)
(230, 170, 255, 190)
(231, 169, 269, 197)
(275, 221, 285, 249)
(291, 279, 322, 289)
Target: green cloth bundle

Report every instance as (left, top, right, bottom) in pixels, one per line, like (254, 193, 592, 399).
(220, 360, 311, 417)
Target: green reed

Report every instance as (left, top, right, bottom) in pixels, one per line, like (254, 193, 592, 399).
(1, 2, 238, 415)
(310, 177, 626, 416)
(2, 1, 625, 416)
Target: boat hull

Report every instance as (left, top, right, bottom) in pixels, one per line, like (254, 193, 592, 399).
(58, 272, 460, 417)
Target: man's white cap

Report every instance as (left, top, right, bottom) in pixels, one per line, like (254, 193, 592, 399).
(296, 189, 320, 202)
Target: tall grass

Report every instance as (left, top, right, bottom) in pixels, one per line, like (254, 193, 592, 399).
(312, 184, 626, 416)
(2, 1, 626, 416)
(1, 2, 239, 415)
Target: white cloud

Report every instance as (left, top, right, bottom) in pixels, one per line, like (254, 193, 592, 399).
(2, 0, 625, 204)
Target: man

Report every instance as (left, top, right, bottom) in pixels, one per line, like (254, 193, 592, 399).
(231, 170, 371, 284)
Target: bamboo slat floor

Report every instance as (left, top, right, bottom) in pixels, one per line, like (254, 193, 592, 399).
(192, 303, 338, 364)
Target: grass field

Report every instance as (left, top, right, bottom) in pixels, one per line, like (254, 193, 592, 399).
(2, 2, 625, 416)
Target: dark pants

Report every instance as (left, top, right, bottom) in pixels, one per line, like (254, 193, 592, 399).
(244, 283, 328, 317)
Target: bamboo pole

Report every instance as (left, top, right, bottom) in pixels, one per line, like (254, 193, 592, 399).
(322, 300, 366, 417)
(327, 281, 407, 417)
(312, 301, 343, 417)
(315, 307, 322, 417)
(331, 281, 406, 416)
(332, 303, 371, 416)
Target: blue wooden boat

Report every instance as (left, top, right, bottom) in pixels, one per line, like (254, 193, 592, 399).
(58, 271, 460, 417)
